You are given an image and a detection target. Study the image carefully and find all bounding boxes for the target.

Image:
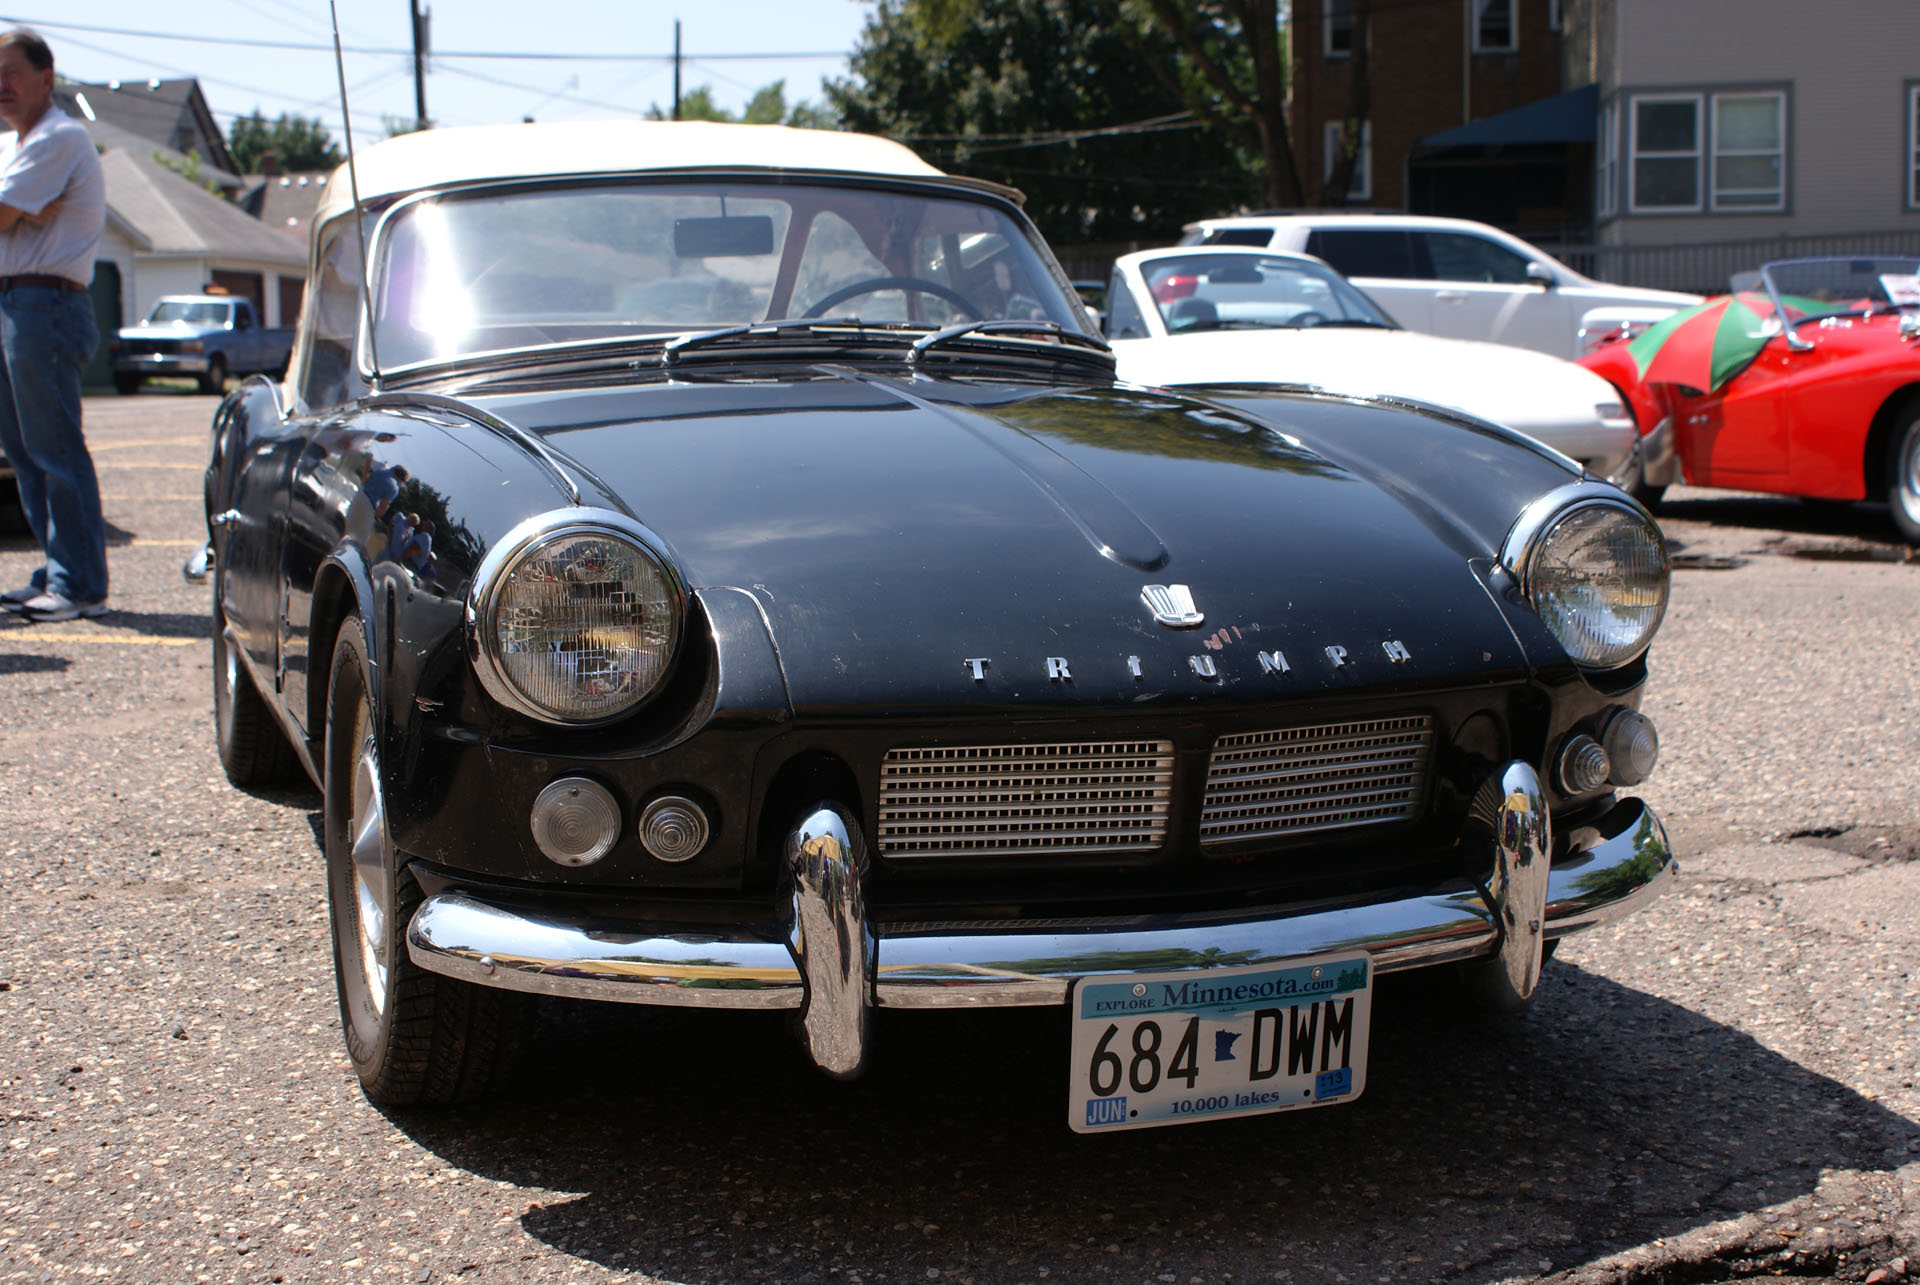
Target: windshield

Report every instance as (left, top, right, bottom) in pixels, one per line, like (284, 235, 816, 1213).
(1139, 253, 1393, 333)
(1750, 257, 1920, 321)
(147, 301, 230, 325)
(368, 178, 1090, 370)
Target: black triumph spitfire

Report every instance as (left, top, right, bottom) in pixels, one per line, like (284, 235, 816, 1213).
(198, 121, 1674, 1132)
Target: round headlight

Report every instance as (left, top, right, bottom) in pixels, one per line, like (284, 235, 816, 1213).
(1507, 487, 1669, 670)
(470, 510, 684, 725)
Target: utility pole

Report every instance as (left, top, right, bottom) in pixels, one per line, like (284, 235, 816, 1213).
(672, 20, 682, 121)
(411, 0, 430, 130)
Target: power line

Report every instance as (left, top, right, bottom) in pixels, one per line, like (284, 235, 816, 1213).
(0, 15, 848, 62)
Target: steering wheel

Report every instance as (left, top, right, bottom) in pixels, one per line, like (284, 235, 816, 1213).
(1288, 311, 1328, 328)
(802, 275, 983, 320)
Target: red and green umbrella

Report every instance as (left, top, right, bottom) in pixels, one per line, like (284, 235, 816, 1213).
(1625, 292, 1778, 394)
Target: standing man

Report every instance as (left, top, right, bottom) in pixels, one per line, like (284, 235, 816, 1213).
(0, 27, 108, 622)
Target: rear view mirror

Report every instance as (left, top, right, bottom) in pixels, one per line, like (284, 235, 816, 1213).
(1525, 261, 1556, 288)
(674, 216, 774, 258)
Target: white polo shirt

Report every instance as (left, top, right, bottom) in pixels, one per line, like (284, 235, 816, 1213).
(0, 104, 105, 284)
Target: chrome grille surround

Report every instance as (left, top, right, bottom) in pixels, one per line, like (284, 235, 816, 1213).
(877, 740, 1175, 858)
(1201, 716, 1433, 844)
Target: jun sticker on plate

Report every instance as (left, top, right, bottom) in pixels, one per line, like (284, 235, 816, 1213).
(1068, 953, 1371, 1133)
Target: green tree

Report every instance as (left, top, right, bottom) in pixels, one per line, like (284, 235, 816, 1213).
(645, 80, 837, 126)
(1106, 0, 1305, 208)
(826, 0, 1259, 247)
(227, 110, 344, 173)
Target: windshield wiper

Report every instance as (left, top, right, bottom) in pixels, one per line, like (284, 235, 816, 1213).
(661, 318, 922, 366)
(909, 319, 1110, 364)
(1310, 319, 1393, 329)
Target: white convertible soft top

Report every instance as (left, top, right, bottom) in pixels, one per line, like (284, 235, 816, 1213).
(313, 120, 1003, 225)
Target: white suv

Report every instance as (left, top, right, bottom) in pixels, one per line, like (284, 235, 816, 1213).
(1180, 213, 1698, 359)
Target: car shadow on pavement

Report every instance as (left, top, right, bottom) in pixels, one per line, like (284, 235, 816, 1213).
(0, 652, 70, 674)
(1658, 492, 1908, 551)
(382, 961, 1920, 1284)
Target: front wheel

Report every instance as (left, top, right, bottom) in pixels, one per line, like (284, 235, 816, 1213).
(324, 619, 533, 1105)
(1888, 409, 1920, 546)
(199, 354, 228, 395)
(114, 372, 142, 396)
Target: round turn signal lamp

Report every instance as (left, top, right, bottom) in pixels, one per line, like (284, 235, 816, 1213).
(530, 777, 622, 867)
(1556, 734, 1612, 796)
(638, 795, 711, 863)
(1604, 709, 1660, 786)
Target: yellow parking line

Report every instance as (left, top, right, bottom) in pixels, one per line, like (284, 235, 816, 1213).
(102, 494, 201, 500)
(88, 437, 204, 451)
(98, 463, 203, 470)
(125, 538, 203, 548)
(0, 631, 199, 647)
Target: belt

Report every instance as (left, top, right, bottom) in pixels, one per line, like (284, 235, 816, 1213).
(0, 274, 85, 293)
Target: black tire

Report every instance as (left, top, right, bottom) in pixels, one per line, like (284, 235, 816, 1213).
(324, 620, 532, 1106)
(114, 372, 142, 396)
(199, 354, 228, 396)
(1887, 409, 1920, 546)
(212, 597, 298, 787)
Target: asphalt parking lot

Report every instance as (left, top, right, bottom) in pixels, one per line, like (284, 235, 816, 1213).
(1, 391, 1916, 1285)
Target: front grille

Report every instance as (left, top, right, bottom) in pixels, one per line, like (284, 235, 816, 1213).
(877, 741, 1175, 858)
(1200, 716, 1433, 844)
(123, 339, 182, 355)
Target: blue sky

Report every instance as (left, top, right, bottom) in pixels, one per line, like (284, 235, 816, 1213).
(7, 1, 875, 151)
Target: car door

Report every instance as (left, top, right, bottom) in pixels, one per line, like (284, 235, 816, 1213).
(1300, 229, 1432, 331)
(1413, 231, 1572, 354)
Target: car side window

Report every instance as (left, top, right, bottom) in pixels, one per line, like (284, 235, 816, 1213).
(1200, 228, 1275, 248)
(300, 227, 366, 411)
(1421, 232, 1533, 285)
(1303, 229, 1420, 279)
(1106, 269, 1149, 338)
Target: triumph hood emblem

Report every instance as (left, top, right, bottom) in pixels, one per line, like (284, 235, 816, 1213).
(1141, 583, 1204, 628)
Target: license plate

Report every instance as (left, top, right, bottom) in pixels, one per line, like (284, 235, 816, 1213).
(1068, 953, 1371, 1133)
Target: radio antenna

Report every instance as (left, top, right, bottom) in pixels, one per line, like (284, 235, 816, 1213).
(329, 0, 383, 390)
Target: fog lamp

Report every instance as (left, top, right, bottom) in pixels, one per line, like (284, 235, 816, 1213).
(530, 777, 621, 867)
(638, 795, 710, 863)
(1603, 710, 1660, 785)
(1556, 734, 1612, 796)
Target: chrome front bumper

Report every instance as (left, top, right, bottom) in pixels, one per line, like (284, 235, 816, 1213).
(114, 354, 211, 376)
(408, 761, 1672, 1078)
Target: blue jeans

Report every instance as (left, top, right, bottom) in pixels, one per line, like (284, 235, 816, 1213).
(0, 286, 107, 603)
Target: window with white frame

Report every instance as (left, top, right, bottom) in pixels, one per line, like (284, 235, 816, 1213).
(1325, 0, 1352, 57)
(1473, 0, 1516, 52)
(1712, 93, 1785, 210)
(1629, 94, 1702, 212)
(1908, 84, 1920, 210)
(1596, 99, 1618, 219)
(1323, 120, 1371, 202)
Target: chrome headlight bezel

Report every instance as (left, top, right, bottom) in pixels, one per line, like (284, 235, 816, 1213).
(466, 507, 687, 727)
(1502, 482, 1670, 671)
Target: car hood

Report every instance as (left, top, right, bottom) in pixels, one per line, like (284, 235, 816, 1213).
(475, 372, 1554, 712)
(118, 321, 217, 340)
(1112, 329, 1622, 435)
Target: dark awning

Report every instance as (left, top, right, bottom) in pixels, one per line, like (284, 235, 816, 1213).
(1416, 83, 1597, 149)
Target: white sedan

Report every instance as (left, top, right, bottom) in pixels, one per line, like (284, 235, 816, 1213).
(1104, 247, 1640, 482)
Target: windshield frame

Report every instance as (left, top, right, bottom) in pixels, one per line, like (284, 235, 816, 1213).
(354, 171, 1100, 384)
(1121, 249, 1397, 338)
(1751, 256, 1920, 331)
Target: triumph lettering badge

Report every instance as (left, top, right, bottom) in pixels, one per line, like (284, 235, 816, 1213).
(1141, 584, 1203, 628)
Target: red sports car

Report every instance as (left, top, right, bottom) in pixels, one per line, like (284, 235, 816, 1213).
(1580, 256, 1920, 544)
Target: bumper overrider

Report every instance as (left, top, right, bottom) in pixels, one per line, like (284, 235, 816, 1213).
(407, 761, 1671, 1079)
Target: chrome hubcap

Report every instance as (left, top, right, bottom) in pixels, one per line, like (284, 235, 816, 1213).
(349, 736, 391, 1015)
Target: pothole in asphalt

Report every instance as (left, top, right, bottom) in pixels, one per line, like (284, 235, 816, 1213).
(1759, 537, 1915, 564)
(1768, 823, 1920, 863)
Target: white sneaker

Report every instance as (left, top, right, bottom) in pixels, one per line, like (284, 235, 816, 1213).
(16, 591, 109, 622)
(0, 585, 41, 611)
